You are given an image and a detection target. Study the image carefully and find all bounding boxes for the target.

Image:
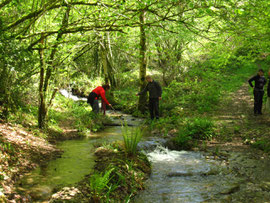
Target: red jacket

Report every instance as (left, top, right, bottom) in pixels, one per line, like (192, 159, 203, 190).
(92, 86, 110, 105)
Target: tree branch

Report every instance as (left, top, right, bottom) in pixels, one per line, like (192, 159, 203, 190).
(0, 0, 12, 10)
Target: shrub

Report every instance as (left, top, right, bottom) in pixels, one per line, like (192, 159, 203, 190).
(148, 116, 179, 135)
(173, 133, 193, 150)
(180, 117, 215, 140)
(252, 139, 270, 153)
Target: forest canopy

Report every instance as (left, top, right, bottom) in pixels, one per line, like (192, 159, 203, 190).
(0, 0, 269, 128)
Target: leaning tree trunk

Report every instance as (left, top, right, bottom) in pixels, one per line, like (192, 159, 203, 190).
(38, 5, 70, 129)
(138, 10, 147, 113)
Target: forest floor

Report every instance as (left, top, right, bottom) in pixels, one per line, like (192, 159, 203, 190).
(202, 83, 270, 202)
(0, 123, 60, 202)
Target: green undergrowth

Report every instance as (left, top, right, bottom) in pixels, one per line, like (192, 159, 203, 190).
(252, 138, 270, 153)
(109, 87, 142, 117)
(4, 92, 110, 140)
(172, 117, 216, 150)
(160, 61, 258, 118)
(48, 93, 111, 138)
(122, 125, 143, 155)
(72, 142, 151, 202)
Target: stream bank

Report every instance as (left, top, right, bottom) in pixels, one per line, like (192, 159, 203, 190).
(13, 110, 151, 202)
(51, 143, 151, 202)
(0, 122, 60, 202)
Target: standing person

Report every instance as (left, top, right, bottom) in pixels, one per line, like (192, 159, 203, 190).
(248, 69, 267, 115)
(266, 70, 270, 113)
(136, 75, 162, 120)
(87, 84, 112, 114)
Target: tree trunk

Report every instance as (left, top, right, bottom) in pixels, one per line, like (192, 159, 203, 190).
(38, 5, 70, 128)
(106, 32, 116, 89)
(100, 33, 116, 88)
(138, 10, 147, 113)
(100, 36, 109, 84)
(38, 35, 47, 128)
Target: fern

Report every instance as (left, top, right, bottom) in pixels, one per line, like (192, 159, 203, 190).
(89, 168, 114, 197)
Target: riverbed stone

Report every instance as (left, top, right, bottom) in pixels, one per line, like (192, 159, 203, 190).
(30, 186, 52, 201)
(220, 184, 240, 195)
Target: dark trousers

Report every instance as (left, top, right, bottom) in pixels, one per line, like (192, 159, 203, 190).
(88, 92, 99, 114)
(149, 98, 159, 120)
(254, 90, 264, 114)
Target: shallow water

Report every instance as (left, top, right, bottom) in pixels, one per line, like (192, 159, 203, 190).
(16, 100, 241, 202)
(17, 126, 124, 201)
(135, 146, 239, 203)
(16, 110, 145, 201)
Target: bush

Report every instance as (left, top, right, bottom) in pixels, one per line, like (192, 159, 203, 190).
(173, 133, 193, 150)
(252, 138, 270, 153)
(148, 116, 179, 135)
(179, 117, 215, 140)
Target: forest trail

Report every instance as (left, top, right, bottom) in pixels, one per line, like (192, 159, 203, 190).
(204, 83, 270, 202)
(209, 82, 270, 151)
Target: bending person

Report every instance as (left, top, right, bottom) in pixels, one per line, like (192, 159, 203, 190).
(87, 84, 112, 114)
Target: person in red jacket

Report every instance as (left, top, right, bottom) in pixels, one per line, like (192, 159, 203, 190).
(87, 84, 112, 114)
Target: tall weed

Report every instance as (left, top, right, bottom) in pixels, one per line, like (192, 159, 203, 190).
(122, 125, 143, 155)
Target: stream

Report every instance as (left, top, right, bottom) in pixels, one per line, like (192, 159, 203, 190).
(134, 147, 240, 203)
(16, 91, 269, 202)
(16, 111, 143, 201)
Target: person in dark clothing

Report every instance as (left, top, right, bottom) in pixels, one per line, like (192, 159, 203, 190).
(266, 70, 270, 113)
(87, 84, 112, 114)
(268, 70, 270, 98)
(248, 69, 267, 115)
(136, 75, 162, 120)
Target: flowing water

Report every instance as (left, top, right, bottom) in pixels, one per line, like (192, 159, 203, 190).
(16, 92, 243, 202)
(134, 146, 241, 203)
(16, 108, 144, 201)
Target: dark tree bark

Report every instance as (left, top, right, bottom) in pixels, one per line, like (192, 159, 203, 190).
(38, 35, 46, 128)
(138, 10, 147, 113)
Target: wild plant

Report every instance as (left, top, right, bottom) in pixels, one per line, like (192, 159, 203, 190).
(122, 125, 143, 155)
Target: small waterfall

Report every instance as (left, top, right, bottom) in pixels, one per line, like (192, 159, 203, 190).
(59, 89, 87, 102)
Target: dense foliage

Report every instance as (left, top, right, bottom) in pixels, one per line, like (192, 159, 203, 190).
(1, 0, 269, 127)
(1, 0, 270, 201)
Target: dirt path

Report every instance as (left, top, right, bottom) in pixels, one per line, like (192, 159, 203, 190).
(208, 83, 270, 149)
(204, 83, 270, 202)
